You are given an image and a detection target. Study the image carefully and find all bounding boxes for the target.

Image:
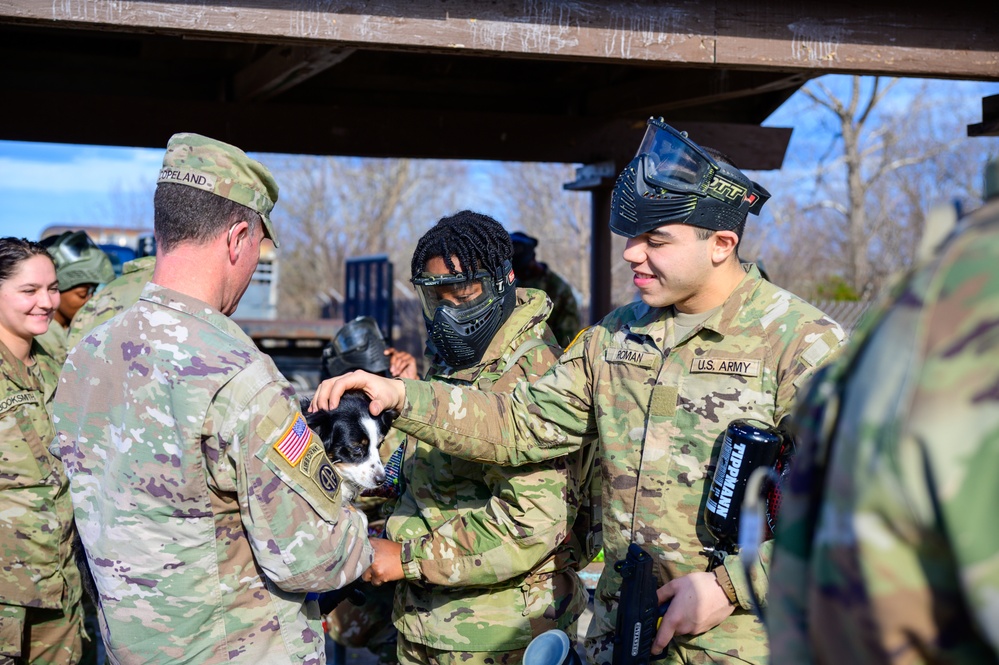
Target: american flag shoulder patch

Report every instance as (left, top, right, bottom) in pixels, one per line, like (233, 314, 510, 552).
(274, 413, 312, 467)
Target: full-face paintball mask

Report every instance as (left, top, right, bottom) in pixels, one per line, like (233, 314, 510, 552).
(40, 231, 115, 291)
(610, 117, 771, 238)
(321, 316, 391, 378)
(412, 259, 517, 369)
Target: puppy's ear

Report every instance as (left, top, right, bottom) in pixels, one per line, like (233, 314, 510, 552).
(379, 409, 400, 432)
(299, 396, 327, 438)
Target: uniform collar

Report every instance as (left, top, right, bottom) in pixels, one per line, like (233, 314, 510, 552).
(625, 263, 765, 342)
(0, 337, 52, 392)
(139, 282, 257, 349)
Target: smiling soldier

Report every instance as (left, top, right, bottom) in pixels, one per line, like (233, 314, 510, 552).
(315, 119, 846, 665)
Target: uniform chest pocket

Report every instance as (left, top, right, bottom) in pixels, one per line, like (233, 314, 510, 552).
(0, 407, 54, 490)
(679, 353, 773, 422)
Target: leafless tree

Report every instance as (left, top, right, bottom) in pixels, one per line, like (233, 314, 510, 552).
(488, 162, 590, 304)
(758, 76, 996, 301)
(267, 155, 470, 360)
(488, 162, 641, 313)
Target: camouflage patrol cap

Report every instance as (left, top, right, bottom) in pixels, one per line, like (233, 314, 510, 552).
(158, 133, 281, 247)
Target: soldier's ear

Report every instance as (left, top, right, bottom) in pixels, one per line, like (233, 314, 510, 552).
(710, 230, 739, 264)
(225, 220, 251, 261)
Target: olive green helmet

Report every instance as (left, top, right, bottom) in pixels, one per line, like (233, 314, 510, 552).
(41, 231, 115, 291)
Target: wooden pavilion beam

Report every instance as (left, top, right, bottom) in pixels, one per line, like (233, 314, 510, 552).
(233, 45, 357, 102)
(1, 89, 793, 170)
(1, 0, 996, 80)
(968, 95, 999, 137)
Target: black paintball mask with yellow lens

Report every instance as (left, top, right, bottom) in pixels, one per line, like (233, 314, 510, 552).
(412, 260, 517, 369)
(610, 118, 771, 238)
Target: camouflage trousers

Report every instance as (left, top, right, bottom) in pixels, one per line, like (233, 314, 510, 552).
(398, 634, 527, 665)
(584, 631, 765, 665)
(0, 602, 84, 665)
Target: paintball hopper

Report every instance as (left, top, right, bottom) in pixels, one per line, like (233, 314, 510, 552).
(524, 630, 582, 665)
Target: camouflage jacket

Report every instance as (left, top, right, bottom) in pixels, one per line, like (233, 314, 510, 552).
(516, 263, 581, 348)
(36, 320, 69, 366)
(769, 198, 999, 664)
(66, 255, 155, 348)
(52, 283, 372, 665)
(393, 265, 844, 663)
(386, 287, 591, 651)
(0, 338, 81, 633)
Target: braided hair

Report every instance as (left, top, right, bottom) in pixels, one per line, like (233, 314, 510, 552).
(411, 210, 513, 278)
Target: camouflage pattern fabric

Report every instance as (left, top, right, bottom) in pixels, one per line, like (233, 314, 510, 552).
(52, 282, 372, 665)
(36, 321, 69, 367)
(158, 133, 280, 246)
(66, 256, 155, 348)
(391, 265, 844, 664)
(0, 339, 83, 663)
(398, 634, 527, 665)
(769, 197, 999, 664)
(386, 288, 591, 658)
(515, 264, 581, 349)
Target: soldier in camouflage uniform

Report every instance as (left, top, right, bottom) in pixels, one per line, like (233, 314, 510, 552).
(355, 211, 591, 665)
(315, 121, 845, 664)
(35, 232, 115, 365)
(63, 236, 155, 665)
(0, 238, 83, 665)
(51, 134, 372, 665)
(768, 162, 999, 664)
(65, 255, 155, 348)
(509, 231, 581, 348)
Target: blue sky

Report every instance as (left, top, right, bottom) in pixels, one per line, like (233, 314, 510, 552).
(2, 75, 997, 242)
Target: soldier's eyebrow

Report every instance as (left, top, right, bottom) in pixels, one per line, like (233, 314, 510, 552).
(647, 229, 678, 241)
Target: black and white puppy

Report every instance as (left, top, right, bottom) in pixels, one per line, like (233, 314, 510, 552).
(301, 390, 398, 502)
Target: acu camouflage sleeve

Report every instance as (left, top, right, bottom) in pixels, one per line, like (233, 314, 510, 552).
(395, 326, 598, 467)
(403, 343, 572, 586)
(766, 370, 826, 663)
(888, 231, 999, 658)
(218, 362, 373, 592)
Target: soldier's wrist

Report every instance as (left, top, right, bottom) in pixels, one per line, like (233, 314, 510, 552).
(400, 540, 422, 581)
(713, 565, 739, 606)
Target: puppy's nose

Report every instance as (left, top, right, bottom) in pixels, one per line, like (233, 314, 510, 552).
(374, 467, 386, 485)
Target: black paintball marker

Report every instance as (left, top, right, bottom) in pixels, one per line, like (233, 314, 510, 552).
(613, 543, 671, 665)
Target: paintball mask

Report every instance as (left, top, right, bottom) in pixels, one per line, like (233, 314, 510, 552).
(610, 118, 771, 238)
(41, 231, 115, 291)
(321, 316, 391, 378)
(412, 260, 517, 370)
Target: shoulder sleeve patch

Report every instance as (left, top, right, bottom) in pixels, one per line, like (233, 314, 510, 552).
(265, 435, 344, 514)
(801, 330, 842, 368)
(273, 413, 311, 466)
